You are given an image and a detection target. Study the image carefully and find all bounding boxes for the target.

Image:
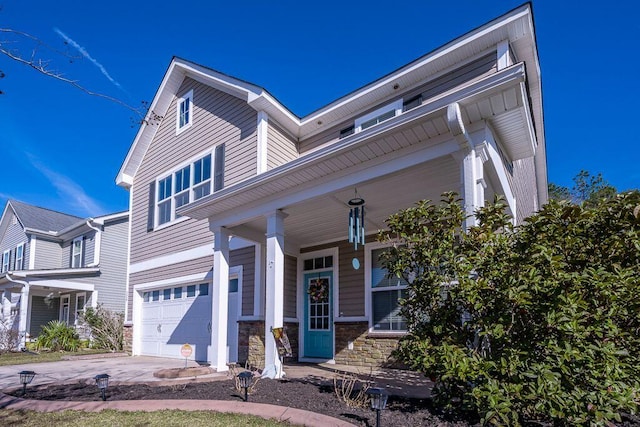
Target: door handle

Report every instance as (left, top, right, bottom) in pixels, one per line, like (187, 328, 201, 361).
(208, 322, 212, 333)
(157, 324, 161, 333)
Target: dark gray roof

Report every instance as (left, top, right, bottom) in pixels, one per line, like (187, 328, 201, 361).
(10, 200, 84, 233)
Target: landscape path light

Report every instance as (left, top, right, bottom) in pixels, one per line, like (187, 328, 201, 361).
(366, 387, 388, 427)
(19, 370, 36, 396)
(237, 371, 253, 402)
(94, 374, 110, 401)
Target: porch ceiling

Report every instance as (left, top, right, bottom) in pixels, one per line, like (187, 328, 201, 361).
(231, 156, 460, 250)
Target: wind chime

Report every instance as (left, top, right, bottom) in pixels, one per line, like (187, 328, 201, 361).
(348, 190, 365, 250)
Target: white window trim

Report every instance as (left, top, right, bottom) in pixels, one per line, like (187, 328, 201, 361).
(72, 237, 83, 268)
(354, 99, 403, 133)
(1, 249, 10, 273)
(154, 147, 218, 229)
(364, 241, 408, 335)
(75, 292, 86, 325)
(15, 243, 25, 270)
(176, 89, 193, 134)
(60, 294, 70, 324)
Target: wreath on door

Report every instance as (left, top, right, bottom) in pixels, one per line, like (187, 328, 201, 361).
(308, 278, 329, 303)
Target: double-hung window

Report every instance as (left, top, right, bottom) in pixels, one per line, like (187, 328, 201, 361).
(154, 147, 224, 228)
(1, 250, 9, 273)
(368, 244, 408, 332)
(176, 90, 193, 133)
(15, 243, 24, 270)
(72, 237, 83, 268)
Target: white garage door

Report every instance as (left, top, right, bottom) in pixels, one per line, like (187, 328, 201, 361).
(141, 284, 212, 362)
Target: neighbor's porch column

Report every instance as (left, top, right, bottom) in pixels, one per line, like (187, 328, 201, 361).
(265, 210, 286, 378)
(18, 284, 29, 349)
(210, 225, 230, 372)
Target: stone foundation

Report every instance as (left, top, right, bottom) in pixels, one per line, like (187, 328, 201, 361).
(334, 322, 404, 367)
(123, 323, 133, 355)
(238, 321, 299, 369)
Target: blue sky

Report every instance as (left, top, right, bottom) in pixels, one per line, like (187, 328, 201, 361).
(0, 1, 638, 217)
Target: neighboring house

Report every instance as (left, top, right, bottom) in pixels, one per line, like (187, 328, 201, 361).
(117, 4, 545, 374)
(0, 200, 129, 347)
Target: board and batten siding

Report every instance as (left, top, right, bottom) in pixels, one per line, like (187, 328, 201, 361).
(299, 52, 497, 155)
(29, 296, 59, 337)
(267, 121, 298, 170)
(33, 238, 62, 270)
(129, 78, 257, 266)
(229, 246, 255, 317)
(0, 211, 29, 269)
(301, 239, 368, 318)
(284, 254, 297, 318)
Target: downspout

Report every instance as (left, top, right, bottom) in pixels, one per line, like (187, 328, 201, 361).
(6, 273, 30, 350)
(85, 219, 103, 267)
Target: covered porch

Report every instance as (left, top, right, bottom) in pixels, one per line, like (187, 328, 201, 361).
(179, 65, 533, 374)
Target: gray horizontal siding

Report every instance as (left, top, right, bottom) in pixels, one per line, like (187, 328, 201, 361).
(299, 52, 497, 154)
(229, 246, 255, 317)
(0, 210, 28, 270)
(267, 121, 298, 170)
(34, 238, 62, 270)
(92, 218, 128, 313)
(29, 296, 59, 337)
(284, 254, 297, 318)
(130, 78, 258, 265)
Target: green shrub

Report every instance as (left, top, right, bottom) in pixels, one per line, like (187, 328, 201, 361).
(36, 320, 81, 352)
(381, 191, 640, 425)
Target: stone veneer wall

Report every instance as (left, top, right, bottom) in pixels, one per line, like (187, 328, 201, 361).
(334, 322, 404, 367)
(238, 321, 299, 369)
(123, 324, 133, 355)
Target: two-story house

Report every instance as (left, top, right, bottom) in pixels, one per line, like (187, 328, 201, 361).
(117, 4, 545, 375)
(0, 200, 129, 348)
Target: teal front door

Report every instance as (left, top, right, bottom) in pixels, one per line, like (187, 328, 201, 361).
(303, 271, 333, 359)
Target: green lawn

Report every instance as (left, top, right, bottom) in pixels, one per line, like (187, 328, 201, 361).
(0, 349, 113, 366)
(0, 409, 289, 426)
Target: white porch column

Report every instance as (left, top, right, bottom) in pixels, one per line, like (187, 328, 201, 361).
(460, 147, 478, 229)
(210, 225, 230, 372)
(265, 210, 286, 378)
(18, 284, 29, 348)
(1, 290, 10, 322)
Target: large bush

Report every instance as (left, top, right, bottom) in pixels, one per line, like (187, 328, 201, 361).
(78, 304, 124, 351)
(380, 192, 640, 425)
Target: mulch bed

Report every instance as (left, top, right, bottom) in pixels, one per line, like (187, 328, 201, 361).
(8, 377, 472, 426)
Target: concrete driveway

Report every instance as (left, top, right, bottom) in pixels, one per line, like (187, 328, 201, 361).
(0, 354, 224, 391)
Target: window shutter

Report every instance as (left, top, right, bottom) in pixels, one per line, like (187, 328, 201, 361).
(147, 181, 156, 232)
(214, 144, 225, 191)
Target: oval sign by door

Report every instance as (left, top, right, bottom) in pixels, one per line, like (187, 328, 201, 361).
(352, 257, 360, 270)
(180, 343, 193, 358)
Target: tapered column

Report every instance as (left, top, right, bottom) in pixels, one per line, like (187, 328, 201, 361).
(265, 211, 286, 378)
(210, 226, 230, 372)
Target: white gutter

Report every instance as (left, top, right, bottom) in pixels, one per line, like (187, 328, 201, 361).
(85, 218, 102, 267)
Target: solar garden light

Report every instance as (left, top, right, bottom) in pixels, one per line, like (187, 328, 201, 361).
(18, 370, 36, 396)
(237, 371, 254, 402)
(94, 374, 110, 401)
(366, 387, 388, 427)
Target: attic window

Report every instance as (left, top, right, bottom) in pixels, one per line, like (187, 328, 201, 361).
(354, 100, 403, 133)
(176, 90, 193, 134)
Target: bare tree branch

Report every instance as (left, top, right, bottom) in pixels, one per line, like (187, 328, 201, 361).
(0, 27, 162, 125)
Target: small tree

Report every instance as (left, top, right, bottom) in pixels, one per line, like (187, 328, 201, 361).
(381, 192, 640, 425)
(79, 304, 124, 352)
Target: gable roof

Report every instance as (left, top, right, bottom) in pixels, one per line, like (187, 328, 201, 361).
(9, 200, 83, 233)
(117, 3, 543, 191)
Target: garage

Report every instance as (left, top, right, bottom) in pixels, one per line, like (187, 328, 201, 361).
(140, 283, 212, 362)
